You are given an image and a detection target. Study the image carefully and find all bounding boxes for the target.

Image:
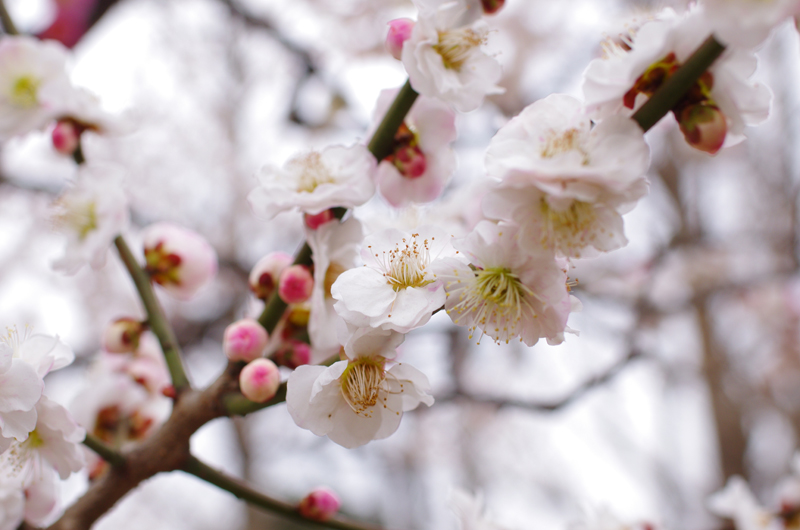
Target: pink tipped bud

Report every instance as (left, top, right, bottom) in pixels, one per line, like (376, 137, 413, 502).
(239, 358, 281, 403)
(386, 18, 415, 60)
(143, 223, 218, 300)
(392, 144, 427, 179)
(272, 339, 311, 369)
(249, 252, 293, 300)
(278, 265, 314, 304)
(224, 318, 269, 362)
(677, 103, 727, 155)
(480, 0, 505, 14)
(52, 119, 81, 155)
(298, 487, 341, 522)
(304, 209, 336, 230)
(103, 318, 145, 353)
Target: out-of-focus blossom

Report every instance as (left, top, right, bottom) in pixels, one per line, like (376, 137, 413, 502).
(38, 0, 99, 49)
(450, 489, 508, 530)
(402, 0, 503, 112)
(0, 36, 71, 141)
(239, 359, 281, 403)
(51, 163, 129, 274)
(386, 19, 415, 60)
(373, 89, 457, 208)
(435, 221, 574, 346)
(483, 94, 649, 258)
(224, 318, 269, 362)
(708, 476, 778, 530)
(286, 328, 433, 448)
(702, 0, 800, 48)
(304, 209, 336, 230)
(102, 318, 145, 354)
(279, 265, 314, 305)
(307, 217, 363, 362)
(332, 226, 453, 334)
(298, 487, 341, 521)
(248, 145, 376, 220)
(250, 251, 293, 300)
(0, 337, 43, 453)
(143, 222, 218, 301)
(583, 8, 771, 151)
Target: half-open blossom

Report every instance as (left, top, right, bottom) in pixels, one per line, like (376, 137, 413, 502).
(286, 328, 433, 448)
(298, 487, 341, 521)
(434, 221, 574, 346)
(250, 251, 293, 300)
(386, 19, 415, 60)
(224, 318, 268, 362)
(0, 36, 71, 141)
(402, 0, 503, 112)
(52, 163, 129, 274)
(332, 225, 453, 334)
(103, 318, 145, 354)
(143, 222, 218, 301)
(373, 89, 457, 207)
(248, 144, 376, 220)
(583, 7, 771, 150)
(702, 0, 800, 49)
(483, 94, 649, 258)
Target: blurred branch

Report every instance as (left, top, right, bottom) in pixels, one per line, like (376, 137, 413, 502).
(113, 235, 192, 394)
(82, 432, 125, 467)
(183, 456, 387, 530)
(0, 0, 17, 35)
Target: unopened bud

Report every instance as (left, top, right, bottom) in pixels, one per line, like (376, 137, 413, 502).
(52, 119, 81, 155)
(103, 318, 145, 353)
(223, 318, 269, 362)
(386, 18, 415, 60)
(676, 103, 727, 155)
(272, 339, 311, 369)
(239, 358, 281, 403)
(304, 209, 336, 230)
(279, 265, 314, 304)
(249, 252, 293, 300)
(298, 487, 341, 522)
(392, 144, 427, 179)
(143, 223, 218, 300)
(480, 0, 505, 14)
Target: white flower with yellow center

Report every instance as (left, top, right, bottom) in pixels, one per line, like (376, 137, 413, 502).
(483, 94, 650, 259)
(248, 144, 376, 220)
(331, 226, 454, 334)
(0, 36, 71, 141)
(434, 221, 574, 346)
(402, 0, 503, 112)
(52, 162, 129, 274)
(286, 327, 433, 448)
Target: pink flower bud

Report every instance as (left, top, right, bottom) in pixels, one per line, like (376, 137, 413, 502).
(223, 318, 269, 362)
(480, 0, 505, 14)
(143, 223, 218, 301)
(304, 209, 336, 230)
(52, 119, 81, 155)
(239, 358, 281, 403)
(298, 487, 341, 522)
(392, 144, 427, 179)
(272, 339, 311, 369)
(386, 18, 414, 60)
(249, 252, 293, 300)
(103, 318, 145, 353)
(278, 265, 314, 304)
(676, 103, 727, 155)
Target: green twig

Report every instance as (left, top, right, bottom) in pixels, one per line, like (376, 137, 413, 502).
(114, 235, 191, 393)
(224, 382, 287, 416)
(632, 35, 726, 133)
(82, 433, 125, 467)
(183, 456, 385, 530)
(0, 0, 18, 36)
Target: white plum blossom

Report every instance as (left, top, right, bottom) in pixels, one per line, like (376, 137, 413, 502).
(0, 36, 71, 141)
(402, 0, 503, 112)
(450, 489, 509, 530)
(286, 327, 433, 448)
(582, 7, 771, 150)
(331, 225, 454, 334)
(483, 94, 650, 258)
(52, 162, 129, 274)
(434, 221, 574, 346)
(372, 88, 457, 207)
(248, 144, 377, 220)
(702, 0, 800, 49)
(307, 217, 363, 363)
(708, 476, 778, 530)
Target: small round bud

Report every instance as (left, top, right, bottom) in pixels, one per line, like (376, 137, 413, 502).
(239, 358, 281, 403)
(249, 252, 293, 300)
(392, 144, 427, 179)
(304, 209, 336, 230)
(676, 103, 727, 155)
(52, 119, 81, 155)
(279, 265, 314, 304)
(272, 339, 311, 369)
(386, 19, 414, 60)
(223, 318, 269, 362)
(480, 0, 505, 14)
(298, 487, 341, 522)
(143, 223, 218, 300)
(103, 318, 145, 353)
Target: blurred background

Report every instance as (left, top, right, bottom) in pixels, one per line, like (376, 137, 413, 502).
(1, 0, 800, 528)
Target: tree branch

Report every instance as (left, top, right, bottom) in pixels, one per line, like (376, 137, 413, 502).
(0, 0, 18, 35)
(82, 432, 125, 467)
